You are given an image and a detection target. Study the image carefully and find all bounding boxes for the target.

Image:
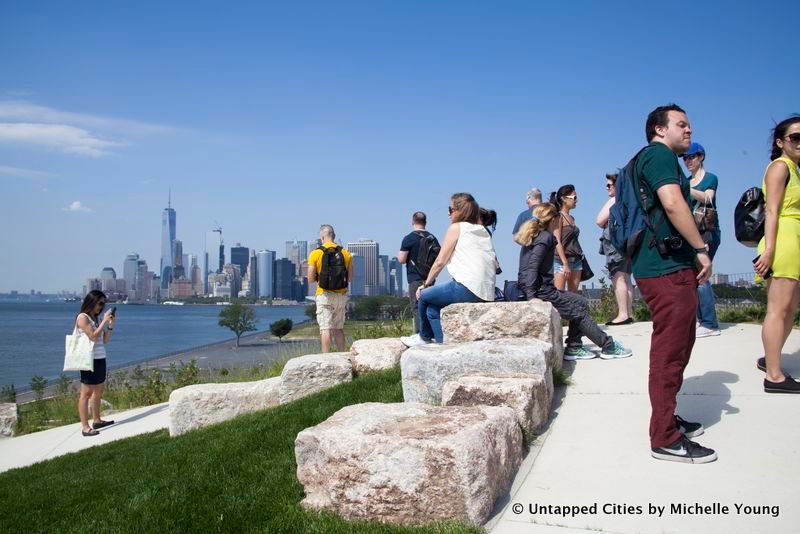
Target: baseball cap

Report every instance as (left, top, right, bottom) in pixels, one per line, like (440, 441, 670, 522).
(684, 142, 705, 156)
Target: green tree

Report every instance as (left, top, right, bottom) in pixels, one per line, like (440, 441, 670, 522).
(29, 375, 47, 402)
(0, 384, 16, 403)
(218, 302, 258, 347)
(304, 303, 316, 322)
(270, 318, 293, 342)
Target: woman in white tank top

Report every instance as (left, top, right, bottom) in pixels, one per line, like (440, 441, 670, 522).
(401, 193, 497, 345)
(74, 290, 116, 436)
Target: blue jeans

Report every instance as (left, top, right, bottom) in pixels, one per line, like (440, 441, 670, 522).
(418, 280, 483, 343)
(697, 229, 721, 329)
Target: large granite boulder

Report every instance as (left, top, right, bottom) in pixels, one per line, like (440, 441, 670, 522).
(279, 352, 353, 404)
(0, 403, 17, 438)
(401, 339, 553, 405)
(442, 374, 551, 435)
(349, 338, 407, 373)
(295, 402, 522, 527)
(440, 300, 563, 370)
(169, 377, 280, 437)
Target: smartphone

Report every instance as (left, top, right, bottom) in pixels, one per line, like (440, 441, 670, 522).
(752, 256, 773, 279)
(109, 306, 117, 317)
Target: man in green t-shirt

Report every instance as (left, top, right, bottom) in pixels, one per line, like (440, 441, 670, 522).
(631, 104, 715, 464)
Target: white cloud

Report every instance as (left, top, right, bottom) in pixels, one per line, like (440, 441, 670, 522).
(63, 201, 92, 213)
(0, 100, 177, 136)
(0, 122, 126, 158)
(0, 164, 54, 179)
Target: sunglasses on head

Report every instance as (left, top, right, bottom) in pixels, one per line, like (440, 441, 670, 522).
(682, 153, 701, 161)
(785, 133, 800, 144)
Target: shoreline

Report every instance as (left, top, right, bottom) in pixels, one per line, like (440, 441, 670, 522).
(15, 320, 317, 404)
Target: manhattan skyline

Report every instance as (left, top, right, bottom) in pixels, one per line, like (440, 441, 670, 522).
(1, 2, 797, 292)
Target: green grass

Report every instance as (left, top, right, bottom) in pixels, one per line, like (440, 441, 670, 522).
(0, 367, 481, 533)
(286, 319, 413, 341)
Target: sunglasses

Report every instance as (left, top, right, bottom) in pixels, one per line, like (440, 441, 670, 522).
(605, 184, 614, 190)
(785, 133, 800, 144)
(682, 153, 701, 161)
(98, 301, 106, 307)
(448, 206, 455, 214)
(563, 195, 577, 200)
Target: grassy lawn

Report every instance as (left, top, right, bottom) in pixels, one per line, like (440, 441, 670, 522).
(287, 319, 413, 340)
(0, 367, 480, 533)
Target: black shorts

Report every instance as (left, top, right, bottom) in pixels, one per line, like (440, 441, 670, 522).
(80, 358, 107, 385)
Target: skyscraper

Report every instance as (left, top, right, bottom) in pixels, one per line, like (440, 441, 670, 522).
(347, 240, 379, 296)
(273, 258, 295, 300)
(389, 257, 404, 297)
(378, 255, 389, 294)
(350, 255, 366, 296)
(123, 253, 139, 295)
(230, 244, 250, 277)
(248, 250, 258, 297)
(160, 191, 176, 290)
(286, 240, 308, 277)
(257, 250, 276, 298)
(172, 240, 185, 279)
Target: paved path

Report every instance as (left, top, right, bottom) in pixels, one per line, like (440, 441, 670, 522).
(0, 402, 169, 473)
(489, 322, 800, 534)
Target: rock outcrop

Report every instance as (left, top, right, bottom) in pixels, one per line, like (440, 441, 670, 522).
(349, 338, 407, 373)
(168, 377, 280, 436)
(279, 352, 353, 404)
(0, 403, 16, 437)
(295, 402, 522, 526)
(440, 301, 564, 370)
(401, 339, 553, 405)
(442, 374, 551, 434)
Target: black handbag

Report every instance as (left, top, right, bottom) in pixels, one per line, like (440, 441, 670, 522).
(580, 255, 594, 282)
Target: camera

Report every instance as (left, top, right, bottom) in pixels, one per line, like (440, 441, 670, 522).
(654, 235, 684, 255)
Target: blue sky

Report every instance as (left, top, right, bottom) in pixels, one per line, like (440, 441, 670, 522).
(0, 1, 796, 292)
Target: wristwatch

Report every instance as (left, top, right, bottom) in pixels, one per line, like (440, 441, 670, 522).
(694, 245, 709, 254)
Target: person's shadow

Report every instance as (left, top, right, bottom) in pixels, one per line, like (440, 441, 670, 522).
(678, 371, 739, 428)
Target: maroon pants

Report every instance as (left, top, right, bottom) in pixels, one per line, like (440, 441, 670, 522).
(637, 268, 698, 448)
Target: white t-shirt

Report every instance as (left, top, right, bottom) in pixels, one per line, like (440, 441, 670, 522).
(76, 313, 107, 360)
(447, 222, 497, 301)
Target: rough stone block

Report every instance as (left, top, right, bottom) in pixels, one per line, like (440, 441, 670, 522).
(295, 402, 522, 526)
(401, 339, 553, 405)
(349, 338, 407, 373)
(440, 300, 564, 370)
(442, 374, 551, 434)
(169, 377, 280, 436)
(0, 403, 17, 438)
(279, 352, 353, 404)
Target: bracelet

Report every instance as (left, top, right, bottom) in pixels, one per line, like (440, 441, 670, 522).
(108, 328, 113, 331)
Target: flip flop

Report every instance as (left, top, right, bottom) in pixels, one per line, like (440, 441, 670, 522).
(82, 429, 99, 437)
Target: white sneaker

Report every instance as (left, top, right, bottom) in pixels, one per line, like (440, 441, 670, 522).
(400, 334, 431, 347)
(696, 326, 720, 338)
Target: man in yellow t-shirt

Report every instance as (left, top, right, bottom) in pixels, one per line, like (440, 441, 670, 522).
(307, 224, 353, 352)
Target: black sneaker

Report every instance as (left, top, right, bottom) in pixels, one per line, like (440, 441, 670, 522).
(651, 435, 717, 464)
(764, 373, 800, 394)
(675, 415, 703, 438)
(757, 357, 766, 372)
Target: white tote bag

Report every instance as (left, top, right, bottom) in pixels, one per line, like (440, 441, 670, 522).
(64, 324, 95, 372)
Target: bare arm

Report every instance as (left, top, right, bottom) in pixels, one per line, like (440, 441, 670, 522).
(422, 223, 460, 286)
(754, 161, 789, 276)
(397, 251, 409, 264)
(655, 183, 711, 283)
(552, 216, 569, 267)
(76, 313, 109, 342)
(689, 187, 715, 203)
(307, 263, 317, 283)
(347, 260, 353, 283)
(596, 197, 614, 228)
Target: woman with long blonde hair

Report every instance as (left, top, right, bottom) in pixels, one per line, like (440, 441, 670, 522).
(517, 203, 631, 361)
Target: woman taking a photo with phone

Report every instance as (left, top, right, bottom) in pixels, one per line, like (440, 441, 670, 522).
(74, 290, 116, 435)
(753, 116, 800, 393)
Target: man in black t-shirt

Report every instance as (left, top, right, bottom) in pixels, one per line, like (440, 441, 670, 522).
(398, 211, 436, 334)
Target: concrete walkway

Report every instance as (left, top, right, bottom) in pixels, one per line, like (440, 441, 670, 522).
(0, 402, 169, 473)
(490, 322, 800, 534)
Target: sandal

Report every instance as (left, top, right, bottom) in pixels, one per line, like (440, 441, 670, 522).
(82, 428, 99, 437)
(92, 420, 115, 429)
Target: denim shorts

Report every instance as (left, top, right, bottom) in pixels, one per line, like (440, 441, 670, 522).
(554, 258, 583, 273)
